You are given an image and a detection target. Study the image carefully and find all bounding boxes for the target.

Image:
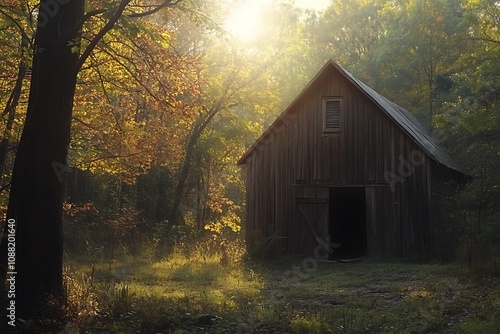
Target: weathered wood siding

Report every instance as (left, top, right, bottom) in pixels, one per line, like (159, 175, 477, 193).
(430, 164, 464, 259)
(245, 66, 433, 257)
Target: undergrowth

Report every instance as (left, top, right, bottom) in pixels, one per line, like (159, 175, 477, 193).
(59, 236, 500, 334)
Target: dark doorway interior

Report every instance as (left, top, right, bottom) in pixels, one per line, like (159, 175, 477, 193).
(329, 187, 367, 259)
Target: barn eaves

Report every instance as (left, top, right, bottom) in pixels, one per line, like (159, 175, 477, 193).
(238, 60, 465, 175)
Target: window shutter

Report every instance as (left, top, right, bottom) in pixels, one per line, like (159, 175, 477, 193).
(324, 100, 341, 131)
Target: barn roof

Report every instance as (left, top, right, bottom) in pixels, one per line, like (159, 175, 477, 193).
(238, 60, 465, 174)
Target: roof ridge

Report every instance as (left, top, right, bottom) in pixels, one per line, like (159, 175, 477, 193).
(333, 62, 465, 173)
(238, 60, 465, 175)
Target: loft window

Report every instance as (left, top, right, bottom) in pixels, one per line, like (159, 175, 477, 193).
(323, 98, 343, 133)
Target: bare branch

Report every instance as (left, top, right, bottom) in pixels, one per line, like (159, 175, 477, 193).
(128, 0, 180, 18)
(73, 116, 98, 131)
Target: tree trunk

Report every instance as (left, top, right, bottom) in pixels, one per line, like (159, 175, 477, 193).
(170, 132, 198, 225)
(0, 0, 84, 323)
(170, 100, 225, 225)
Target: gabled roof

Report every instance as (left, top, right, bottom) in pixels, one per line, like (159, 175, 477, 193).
(238, 60, 464, 174)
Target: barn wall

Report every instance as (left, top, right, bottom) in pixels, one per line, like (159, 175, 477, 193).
(244, 66, 432, 257)
(430, 164, 464, 259)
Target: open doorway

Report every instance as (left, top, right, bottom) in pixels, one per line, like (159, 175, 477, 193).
(329, 187, 367, 259)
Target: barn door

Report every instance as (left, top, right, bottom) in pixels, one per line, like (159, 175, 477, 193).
(296, 197, 329, 254)
(329, 187, 367, 259)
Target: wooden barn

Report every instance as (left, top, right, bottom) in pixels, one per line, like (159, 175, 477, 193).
(238, 60, 468, 259)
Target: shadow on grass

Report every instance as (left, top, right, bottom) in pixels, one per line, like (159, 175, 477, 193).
(56, 252, 500, 334)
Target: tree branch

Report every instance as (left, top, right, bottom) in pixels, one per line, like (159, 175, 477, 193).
(74, 0, 132, 74)
(0, 182, 11, 194)
(469, 36, 500, 45)
(128, 0, 180, 18)
(83, 8, 108, 21)
(0, 8, 31, 47)
(74, 0, 183, 77)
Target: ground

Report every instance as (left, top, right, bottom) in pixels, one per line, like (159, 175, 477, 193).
(60, 246, 500, 334)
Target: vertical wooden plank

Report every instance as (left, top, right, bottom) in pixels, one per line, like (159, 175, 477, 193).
(243, 62, 453, 259)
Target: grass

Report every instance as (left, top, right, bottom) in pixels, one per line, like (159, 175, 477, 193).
(61, 243, 500, 334)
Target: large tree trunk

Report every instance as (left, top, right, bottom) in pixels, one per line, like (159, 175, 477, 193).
(0, 0, 84, 323)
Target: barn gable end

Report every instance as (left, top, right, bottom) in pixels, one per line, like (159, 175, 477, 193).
(239, 60, 466, 259)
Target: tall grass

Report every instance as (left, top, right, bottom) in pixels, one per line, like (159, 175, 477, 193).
(62, 234, 261, 333)
(61, 237, 500, 334)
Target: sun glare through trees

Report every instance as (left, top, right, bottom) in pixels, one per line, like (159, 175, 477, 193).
(0, 0, 499, 333)
(224, 0, 330, 41)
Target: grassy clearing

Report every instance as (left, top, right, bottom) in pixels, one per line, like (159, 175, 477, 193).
(61, 245, 500, 334)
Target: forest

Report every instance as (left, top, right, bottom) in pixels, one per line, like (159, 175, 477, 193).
(0, 0, 499, 333)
